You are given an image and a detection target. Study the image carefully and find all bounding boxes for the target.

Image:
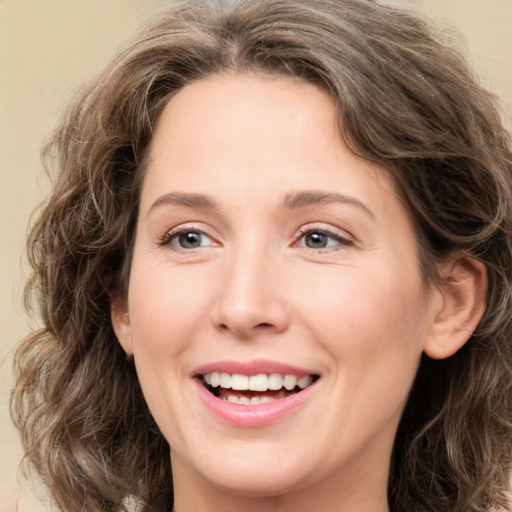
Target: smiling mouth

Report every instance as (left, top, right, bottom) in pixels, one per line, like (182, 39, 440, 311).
(200, 372, 319, 405)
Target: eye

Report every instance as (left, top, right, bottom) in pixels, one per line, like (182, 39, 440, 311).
(160, 229, 216, 249)
(296, 228, 353, 250)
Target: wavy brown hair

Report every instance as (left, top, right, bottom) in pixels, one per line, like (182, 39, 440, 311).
(11, 0, 512, 511)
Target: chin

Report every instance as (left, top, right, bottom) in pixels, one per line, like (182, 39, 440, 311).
(206, 467, 309, 498)
(174, 441, 317, 498)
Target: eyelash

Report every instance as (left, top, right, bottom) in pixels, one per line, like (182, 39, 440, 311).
(158, 226, 216, 249)
(295, 227, 353, 251)
(157, 226, 354, 252)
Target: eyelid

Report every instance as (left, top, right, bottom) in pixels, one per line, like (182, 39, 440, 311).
(156, 222, 353, 251)
(157, 223, 220, 249)
(293, 224, 354, 249)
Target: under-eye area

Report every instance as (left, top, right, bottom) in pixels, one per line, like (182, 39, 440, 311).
(199, 373, 320, 405)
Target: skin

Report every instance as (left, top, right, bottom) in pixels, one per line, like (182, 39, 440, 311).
(112, 74, 486, 512)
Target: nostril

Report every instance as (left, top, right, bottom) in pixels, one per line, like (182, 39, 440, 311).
(213, 300, 289, 336)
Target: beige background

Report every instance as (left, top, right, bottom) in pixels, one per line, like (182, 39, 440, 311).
(1, 1, 511, 511)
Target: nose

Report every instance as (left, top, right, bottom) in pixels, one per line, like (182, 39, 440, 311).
(211, 248, 290, 339)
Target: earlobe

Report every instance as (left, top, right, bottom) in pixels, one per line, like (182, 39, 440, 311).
(423, 255, 487, 360)
(111, 298, 134, 356)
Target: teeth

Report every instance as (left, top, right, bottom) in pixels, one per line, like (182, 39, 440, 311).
(224, 395, 276, 405)
(220, 373, 231, 389)
(210, 372, 221, 387)
(204, 372, 315, 391)
(249, 374, 268, 391)
(298, 375, 313, 389)
(231, 374, 249, 390)
(268, 373, 283, 390)
(283, 375, 297, 390)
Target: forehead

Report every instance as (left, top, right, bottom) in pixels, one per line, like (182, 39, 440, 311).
(149, 74, 340, 164)
(144, 74, 395, 203)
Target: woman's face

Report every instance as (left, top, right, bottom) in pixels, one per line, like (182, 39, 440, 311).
(114, 75, 440, 506)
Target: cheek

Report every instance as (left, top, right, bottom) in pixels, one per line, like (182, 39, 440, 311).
(127, 260, 214, 355)
(295, 261, 427, 344)
(125, 261, 213, 436)
(290, 257, 430, 394)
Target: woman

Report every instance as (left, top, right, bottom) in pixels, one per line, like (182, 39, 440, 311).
(10, 0, 512, 511)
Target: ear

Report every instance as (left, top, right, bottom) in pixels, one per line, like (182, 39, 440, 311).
(423, 255, 487, 360)
(111, 297, 134, 356)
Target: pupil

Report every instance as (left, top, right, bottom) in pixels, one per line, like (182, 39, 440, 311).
(306, 232, 327, 248)
(179, 231, 201, 248)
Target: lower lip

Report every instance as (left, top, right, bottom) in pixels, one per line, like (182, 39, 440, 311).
(194, 379, 316, 427)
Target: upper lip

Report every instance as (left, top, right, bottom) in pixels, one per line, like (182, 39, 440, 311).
(193, 359, 319, 378)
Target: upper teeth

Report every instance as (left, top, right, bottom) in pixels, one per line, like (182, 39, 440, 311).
(203, 372, 313, 391)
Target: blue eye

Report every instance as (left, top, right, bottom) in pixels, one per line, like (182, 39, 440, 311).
(163, 229, 214, 249)
(297, 229, 352, 250)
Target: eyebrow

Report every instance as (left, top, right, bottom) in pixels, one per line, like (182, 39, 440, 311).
(147, 189, 374, 218)
(147, 192, 218, 215)
(283, 190, 374, 218)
